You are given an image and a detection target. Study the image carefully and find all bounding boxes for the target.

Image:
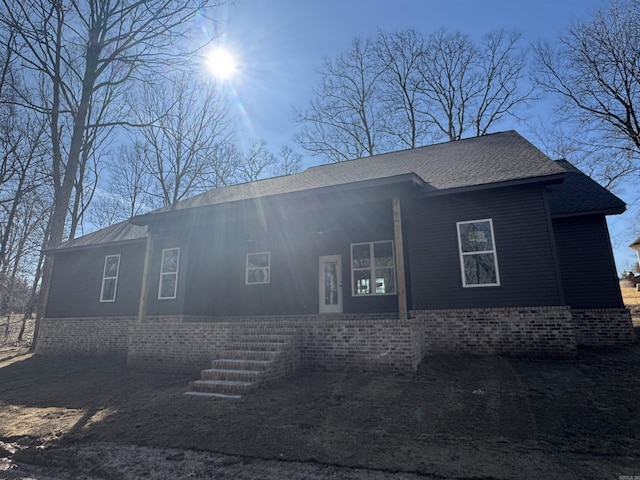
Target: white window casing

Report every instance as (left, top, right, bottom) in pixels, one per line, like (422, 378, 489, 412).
(100, 254, 120, 302)
(158, 247, 180, 299)
(350, 241, 396, 296)
(246, 251, 270, 285)
(457, 219, 500, 287)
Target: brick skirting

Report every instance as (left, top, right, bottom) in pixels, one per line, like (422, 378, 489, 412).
(572, 308, 636, 346)
(411, 306, 577, 357)
(127, 314, 415, 372)
(37, 306, 636, 372)
(36, 316, 134, 356)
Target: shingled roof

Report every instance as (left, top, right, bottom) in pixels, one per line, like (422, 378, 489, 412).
(135, 130, 564, 219)
(48, 221, 148, 252)
(548, 159, 626, 217)
(52, 130, 621, 252)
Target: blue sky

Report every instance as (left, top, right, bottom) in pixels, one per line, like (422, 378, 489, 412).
(215, 0, 605, 149)
(207, 0, 638, 273)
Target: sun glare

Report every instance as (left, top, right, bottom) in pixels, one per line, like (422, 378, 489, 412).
(206, 47, 238, 80)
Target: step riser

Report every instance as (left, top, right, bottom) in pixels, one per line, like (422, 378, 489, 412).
(201, 369, 262, 382)
(224, 350, 280, 361)
(211, 359, 271, 370)
(186, 333, 297, 397)
(232, 342, 287, 351)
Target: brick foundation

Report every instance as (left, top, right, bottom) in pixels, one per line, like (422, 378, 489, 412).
(411, 306, 577, 357)
(36, 316, 135, 356)
(37, 305, 636, 372)
(127, 316, 236, 371)
(127, 314, 415, 372)
(572, 308, 636, 346)
(295, 315, 415, 372)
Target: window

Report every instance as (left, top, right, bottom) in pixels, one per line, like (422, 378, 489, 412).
(246, 252, 270, 284)
(100, 254, 120, 302)
(351, 241, 396, 296)
(158, 248, 180, 299)
(457, 219, 500, 287)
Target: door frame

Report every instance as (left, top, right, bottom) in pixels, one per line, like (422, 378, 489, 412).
(318, 254, 343, 313)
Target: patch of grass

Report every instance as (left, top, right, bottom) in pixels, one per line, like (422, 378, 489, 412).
(621, 287, 640, 306)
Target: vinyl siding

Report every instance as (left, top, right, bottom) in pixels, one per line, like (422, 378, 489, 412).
(171, 197, 400, 316)
(407, 186, 563, 309)
(46, 242, 145, 317)
(553, 215, 623, 308)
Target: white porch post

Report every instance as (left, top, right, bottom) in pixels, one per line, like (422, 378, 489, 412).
(392, 197, 408, 321)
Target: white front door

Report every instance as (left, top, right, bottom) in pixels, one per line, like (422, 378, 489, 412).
(319, 255, 342, 313)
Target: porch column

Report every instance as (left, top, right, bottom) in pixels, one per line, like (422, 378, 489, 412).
(392, 197, 408, 321)
(137, 230, 153, 323)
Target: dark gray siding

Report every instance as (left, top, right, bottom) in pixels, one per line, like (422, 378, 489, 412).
(147, 196, 400, 317)
(553, 215, 623, 308)
(144, 231, 189, 317)
(46, 241, 145, 317)
(407, 186, 563, 309)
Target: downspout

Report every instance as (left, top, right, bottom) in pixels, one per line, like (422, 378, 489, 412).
(137, 230, 153, 323)
(392, 197, 408, 320)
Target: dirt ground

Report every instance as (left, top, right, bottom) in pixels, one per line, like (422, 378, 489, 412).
(0, 314, 639, 479)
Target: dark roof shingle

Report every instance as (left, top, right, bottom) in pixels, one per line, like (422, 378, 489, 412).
(53, 131, 623, 252)
(548, 159, 626, 217)
(141, 130, 564, 216)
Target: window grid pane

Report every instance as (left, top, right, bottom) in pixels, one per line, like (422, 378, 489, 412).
(457, 220, 499, 287)
(459, 220, 494, 253)
(100, 255, 120, 302)
(351, 241, 396, 296)
(159, 248, 180, 299)
(246, 252, 270, 284)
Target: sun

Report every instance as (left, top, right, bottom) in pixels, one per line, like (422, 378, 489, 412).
(206, 47, 238, 80)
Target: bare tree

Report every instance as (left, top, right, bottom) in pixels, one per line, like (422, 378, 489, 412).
(374, 29, 433, 149)
(0, 33, 49, 324)
(534, 0, 640, 182)
(294, 29, 530, 162)
(272, 145, 303, 177)
(134, 71, 235, 207)
(0, 0, 220, 348)
(416, 29, 529, 141)
(89, 144, 155, 228)
(234, 140, 277, 183)
(294, 37, 385, 162)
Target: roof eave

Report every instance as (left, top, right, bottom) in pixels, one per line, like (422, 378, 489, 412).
(417, 172, 566, 198)
(130, 172, 426, 226)
(44, 236, 148, 255)
(551, 205, 627, 219)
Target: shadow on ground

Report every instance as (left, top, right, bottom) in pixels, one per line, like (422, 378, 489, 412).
(0, 342, 639, 479)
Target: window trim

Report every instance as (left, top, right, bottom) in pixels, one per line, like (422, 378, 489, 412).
(245, 251, 270, 285)
(100, 254, 120, 303)
(158, 247, 180, 300)
(456, 218, 500, 288)
(350, 240, 396, 296)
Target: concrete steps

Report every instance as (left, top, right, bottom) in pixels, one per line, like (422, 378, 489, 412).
(185, 326, 296, 398)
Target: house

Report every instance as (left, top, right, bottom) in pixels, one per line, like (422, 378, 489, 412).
(37, 131, 635, 391)
(630, 237, 640, 272)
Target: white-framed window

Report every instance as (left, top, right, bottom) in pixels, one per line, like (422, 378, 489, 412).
(457, 219, 500, 287)
(100, 254, 120, 302)
(158, 247, 180, 299)
(246, 251, 270, 285)
(351, 241, 396, 296)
